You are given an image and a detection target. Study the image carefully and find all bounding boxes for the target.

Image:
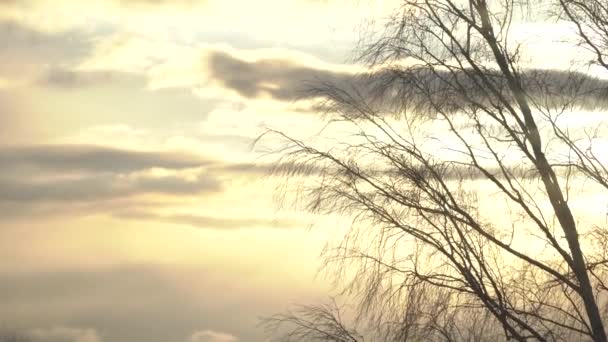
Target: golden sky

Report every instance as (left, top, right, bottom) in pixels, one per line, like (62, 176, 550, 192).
(0, 1, 376, 341)
(1, 1, 607, 342)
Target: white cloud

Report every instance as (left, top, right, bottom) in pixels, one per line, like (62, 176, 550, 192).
(187, 330, 239, 342)
(27, 327, 101, 342)
(77, 33, 194, 74)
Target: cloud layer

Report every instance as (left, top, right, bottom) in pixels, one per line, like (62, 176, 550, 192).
(0, 144, 220, 204)
(207, 51, 354, 101)
(114, 211, 302, 230)
(207, 50, 608, 113)
(0, 143, 306, 231)
(0, 144, 211, 173)
(28, 327, 101, 342)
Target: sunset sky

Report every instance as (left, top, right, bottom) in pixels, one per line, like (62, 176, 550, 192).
(0, 1, 386, 342)
(1, 1, 607, 342)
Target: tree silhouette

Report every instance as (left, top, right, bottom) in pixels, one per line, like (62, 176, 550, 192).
(261, 0, 608, 341)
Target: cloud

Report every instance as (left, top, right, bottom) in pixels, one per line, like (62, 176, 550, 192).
(0, 172, 221, 202)
(207, 50, 354, 101)
(187, 330, 239, 342)
(0, 143, 311, 223)
(27, 327, 101, 342)
(206, 50, 608, 112)
(0, 327, 101, 342)
(39, 68, 144, 89)
(0, 143, 317, 222)
(0, 144, 221, 205)
(114, 210, 303, 230)
(0, 144, 211, 173)
(0, 266, 300, 342)
(0, 20, 92, 84)
(0, 20, 90, 62)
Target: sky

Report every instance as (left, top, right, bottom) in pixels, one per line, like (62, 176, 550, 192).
(1, 1, 607, 342)
(0, 1, 390, 342)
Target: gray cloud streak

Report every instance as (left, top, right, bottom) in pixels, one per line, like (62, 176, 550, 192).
(207, 51, 354, 101)
(114, 210, 303, 230)
(39, 68, 145, 89)
(0, 144, 221, 203)
(0, 144, 212, 173)
(207, 51, 608, 112)
(0, 174, 221, 202)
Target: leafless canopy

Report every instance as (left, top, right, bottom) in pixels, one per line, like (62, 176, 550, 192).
(262, 0, 608, 341)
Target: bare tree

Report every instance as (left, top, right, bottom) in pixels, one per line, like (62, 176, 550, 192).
(559, 0, 608, 71)
(263, 282, 507, 342)
(262, 299, 364, 342)
(261, 0, 608, 341)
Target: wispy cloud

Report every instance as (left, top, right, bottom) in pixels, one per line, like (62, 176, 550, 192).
(0, 144, 212, 173)
(0, 172, 220, 202)
(114, 210, 303, 230)
(0, 20, 93, 84)
(206, 50, 355, 101)
(207, 50, 608, 112)
(39, 68, 144, 89)
(27, 327, 101, 342)
(187, 330, 239, 342)
(0, 144, 222, 221)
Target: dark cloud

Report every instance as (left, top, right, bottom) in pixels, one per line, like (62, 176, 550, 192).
(114, 210, 303, 230)
(0, 20, 92, 79)
(0, 144, 221, 204)
(0, 328, 100, 342)
(0, 144, 329, 180)
(365, 66, 608, 114)
(0, 20, 88, 59)
(0, 144, 211, 173)
(220, 160, 542, 183)
(0, 173, 220, 202)
(0, 144, 313, 224)
(207, 51, 354, 101)
(0, 21, 215, 129)
(39, 68, 145, 89)
(207, 51, 608, 112)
